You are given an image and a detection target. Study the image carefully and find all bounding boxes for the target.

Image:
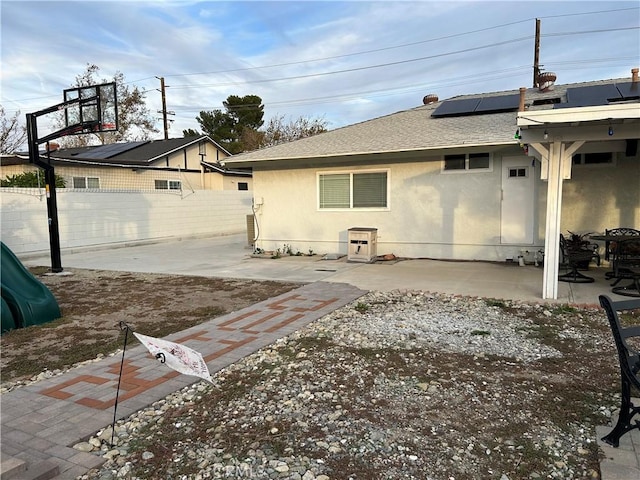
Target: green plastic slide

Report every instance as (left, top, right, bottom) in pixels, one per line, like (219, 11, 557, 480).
(1, 241, 61, 333)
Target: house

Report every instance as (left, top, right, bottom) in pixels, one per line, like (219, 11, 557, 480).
(224, 69, 640, 299)
(1, 136, 252, 192)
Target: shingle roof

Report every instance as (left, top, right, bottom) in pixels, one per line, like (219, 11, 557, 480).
(49, 136, 230, 165)
(225, 76, 636, 166)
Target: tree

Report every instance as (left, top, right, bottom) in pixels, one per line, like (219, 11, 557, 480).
(0, 105, 27, 154)
(56, 64, 158, 148)
(188, 95, 265, 154)
(185, 95, 327, 154)
(183, 128, 201, 137)
(1, 171, 65, 188)
(260, 115, 328, 149)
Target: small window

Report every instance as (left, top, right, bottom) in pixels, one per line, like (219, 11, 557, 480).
(508, 168, 528, 178)
(443, 154, 466, 171)
(572, 152, 614, 165)
(469, 153, 490, 169)
(238, 182, 248, 191)
(72, 176, 100, 189)
(443, 153, 492, 172)
(155, 179, 181, 190)
(318, 171, 388, 209)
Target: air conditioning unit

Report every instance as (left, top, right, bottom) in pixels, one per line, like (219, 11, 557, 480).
(347, 227, 377, 263)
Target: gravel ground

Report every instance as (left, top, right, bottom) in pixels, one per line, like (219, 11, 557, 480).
(40, 291, 630, 479)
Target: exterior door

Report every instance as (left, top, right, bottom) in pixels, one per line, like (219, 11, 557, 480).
(501, 157, 535, 244)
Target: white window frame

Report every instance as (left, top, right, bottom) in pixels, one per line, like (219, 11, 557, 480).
(155, 179, 182, 190)
(317, 169, 390, 211)
(441, 152, 493, 174)
(72, 176, 100, 189)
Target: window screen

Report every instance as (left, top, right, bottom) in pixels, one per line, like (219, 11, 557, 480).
(319, 174, 350, 208)
(319, 172, 388, 209)
(444, 154, 466, 170)
(353, 172, 387, 207)
(469, 153, 490, 169)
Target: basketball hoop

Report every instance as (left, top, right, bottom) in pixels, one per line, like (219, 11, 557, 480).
(63, 82, 118, 136)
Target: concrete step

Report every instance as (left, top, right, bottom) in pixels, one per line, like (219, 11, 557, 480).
(0, 456, 26, 480)
(0, 458, 59, 480)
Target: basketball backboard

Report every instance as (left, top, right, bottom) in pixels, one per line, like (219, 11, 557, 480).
(63, 82, 118, 134)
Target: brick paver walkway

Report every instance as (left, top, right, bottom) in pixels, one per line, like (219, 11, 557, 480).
(1, 282, 366, 479)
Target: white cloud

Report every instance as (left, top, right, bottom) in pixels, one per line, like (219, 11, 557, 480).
(2, 0, 638, 137)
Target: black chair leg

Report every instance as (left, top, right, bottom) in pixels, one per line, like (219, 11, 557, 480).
(602, 379, 640, 447)
(558, 267, 594, 283)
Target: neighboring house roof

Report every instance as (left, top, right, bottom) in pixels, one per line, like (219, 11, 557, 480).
(1, 136, 251, 176)
(50, 136, 231, 166)
(225, 76, 638, 167)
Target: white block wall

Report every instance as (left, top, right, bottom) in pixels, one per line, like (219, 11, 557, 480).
(1, 189, 253, 254)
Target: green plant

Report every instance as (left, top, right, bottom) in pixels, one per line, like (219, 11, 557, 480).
(253, 247, 264, 255)
(551, 304, 578, 315)
(484, 299, 507, 309)
(470, 329, 491, 336)
(271, 248, 281, 259)
(1, 171, 66, 188)
(354, 302, 370, 313)
(307, 248, 314, 256)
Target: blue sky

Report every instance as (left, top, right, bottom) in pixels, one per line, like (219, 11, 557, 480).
(1, 1, 639, 140)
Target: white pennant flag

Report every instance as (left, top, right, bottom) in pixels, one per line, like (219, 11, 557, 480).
(133, 332, 213, 383)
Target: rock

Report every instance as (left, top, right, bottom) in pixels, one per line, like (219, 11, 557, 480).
(73, 442, 95, 452)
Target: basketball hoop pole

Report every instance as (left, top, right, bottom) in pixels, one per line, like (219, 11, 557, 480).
(26, 94, 101, 273)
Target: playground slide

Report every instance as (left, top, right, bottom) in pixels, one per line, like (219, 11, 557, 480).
(1, 241, 61, 332)
(1, 296, 16, 333)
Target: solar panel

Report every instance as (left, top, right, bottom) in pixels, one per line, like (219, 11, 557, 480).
(615, 82, 640, 100)
(474, 94, 520, 113)
(80, 141, 148, 159)
(561, 84, 621, 108)
(431, 98, 481, 117)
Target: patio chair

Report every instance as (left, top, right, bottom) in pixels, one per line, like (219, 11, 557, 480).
(558, 234, 595, 283)
(598, 295, 640, 447)
(611, 238, 640, 297)
(605, 228, 640, 263)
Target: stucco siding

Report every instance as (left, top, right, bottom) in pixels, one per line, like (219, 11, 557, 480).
(252, 154, 539, 261)
(251, 151, 638, 262)
(560, 153, 640, 235)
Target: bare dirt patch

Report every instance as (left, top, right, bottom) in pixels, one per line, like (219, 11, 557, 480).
(0, 268, 301, 384)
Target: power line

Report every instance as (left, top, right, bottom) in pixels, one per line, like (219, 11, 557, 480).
(167, 36, 532, 90)
(155, 6, 638, 81)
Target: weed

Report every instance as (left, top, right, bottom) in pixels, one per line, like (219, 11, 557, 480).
(551, 304, 578, 315)
(484, 298, 507, 309)
(354, 302, 370, 313)
(470, 329, 491, 336)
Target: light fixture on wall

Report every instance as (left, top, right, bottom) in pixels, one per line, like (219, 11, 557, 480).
(608, 124, 614, 136)
(543, 129, 548, 140)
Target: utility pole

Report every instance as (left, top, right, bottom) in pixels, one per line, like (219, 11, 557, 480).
(156, 77, 175, 140)
(157, 77, 169, 140)
(533, 18, 541, 88)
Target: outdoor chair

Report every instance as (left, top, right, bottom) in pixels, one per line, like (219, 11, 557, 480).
(599, 295, 640, 447)
(605, 228, 640, 262)
(611, 238, 640, 297)
(558, 234, 595, 283)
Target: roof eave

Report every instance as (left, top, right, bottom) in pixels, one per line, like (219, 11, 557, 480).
(226, 140, 518, 167)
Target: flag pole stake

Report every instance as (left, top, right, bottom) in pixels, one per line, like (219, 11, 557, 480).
(110, 321, 132, 447)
